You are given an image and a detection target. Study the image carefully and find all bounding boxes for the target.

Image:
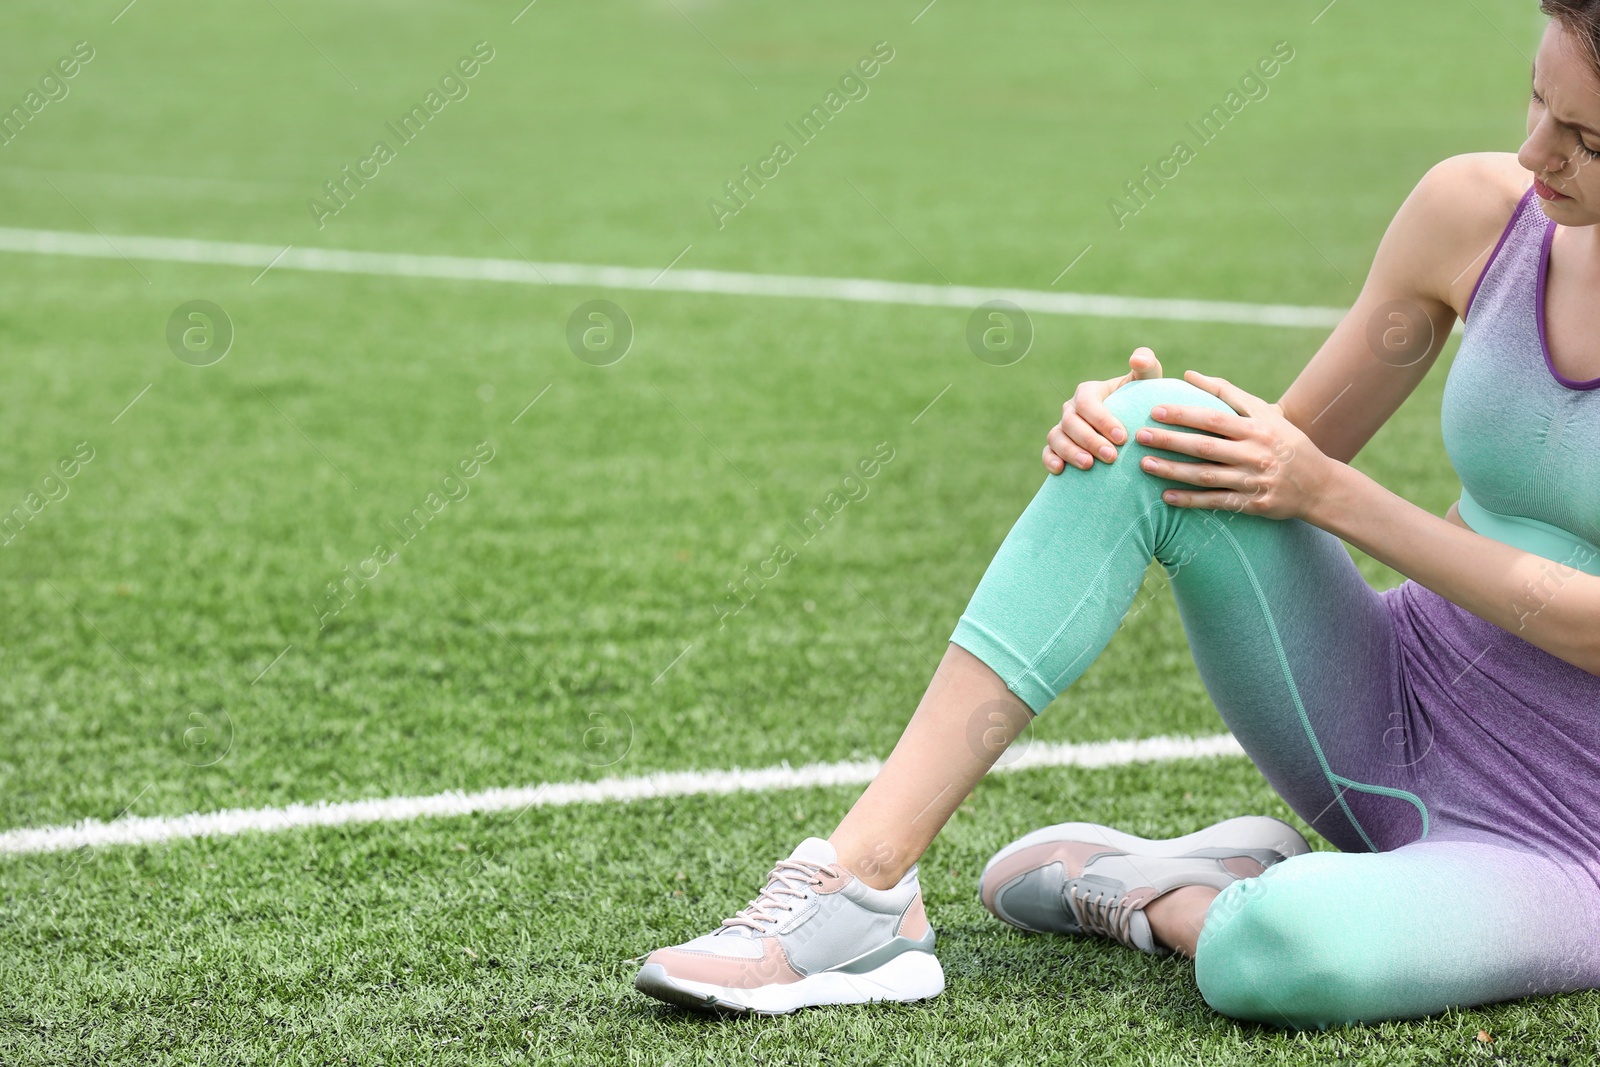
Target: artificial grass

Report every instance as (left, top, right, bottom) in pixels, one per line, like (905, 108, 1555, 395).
(4, 758, 1597, 1066)
(0, 0, 1576, 1061)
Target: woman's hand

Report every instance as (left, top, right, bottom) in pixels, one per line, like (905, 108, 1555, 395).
(1044, 347, 1165, 473)
(1134, 369, 1336, 522)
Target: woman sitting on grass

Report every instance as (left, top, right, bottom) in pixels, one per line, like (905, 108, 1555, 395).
(635, 1, 1600, 1027)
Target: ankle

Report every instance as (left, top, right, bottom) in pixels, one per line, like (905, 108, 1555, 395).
(1144, 884, 1219, 958)
(829, 837, 918, 891)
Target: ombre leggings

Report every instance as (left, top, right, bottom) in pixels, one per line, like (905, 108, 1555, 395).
(950, 378, 1600, 1027)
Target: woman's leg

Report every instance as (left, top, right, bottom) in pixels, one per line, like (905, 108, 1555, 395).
(1197, 837, 1600, 1026)
(829, 643, 1031, 889)
(637, 376, 1429, 1014)
(832, 377, 1425, 890)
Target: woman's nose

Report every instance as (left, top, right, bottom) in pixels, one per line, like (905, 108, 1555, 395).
(1518, 119, 1571, 177)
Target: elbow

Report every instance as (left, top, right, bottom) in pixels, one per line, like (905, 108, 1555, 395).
(1507, 610, 1600, 678)
(1550, 617, 1600, 679)
(1548, 583, 1600, 678)
(1569, 614, 1600, 679)
(1581, 593, 1600, 677)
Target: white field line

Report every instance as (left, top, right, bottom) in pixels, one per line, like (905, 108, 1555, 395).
(0, 733, 1245, 855)
(0, 226, 1347, 329)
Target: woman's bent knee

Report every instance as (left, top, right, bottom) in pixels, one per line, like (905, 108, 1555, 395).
(1194, 858, 1385, 1029)
(1101, 377, 1235, 431)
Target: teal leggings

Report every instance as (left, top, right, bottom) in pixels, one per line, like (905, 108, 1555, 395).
(950, 378, 1600, 1028)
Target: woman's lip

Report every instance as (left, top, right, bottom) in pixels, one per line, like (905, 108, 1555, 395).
(1534, 177, 1572, 201)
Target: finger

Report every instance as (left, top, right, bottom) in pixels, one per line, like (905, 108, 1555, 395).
(1042, 444, 1066, 474)
(1134, 422, 1252, 464)
(1048, 424, 1095, 470)
(1181, 369, 1267, 417)
(1061, 409, 1119, 462)
(1128, 347, 1163, 380)
(1138, 454, 1254, 492)
(1148, 402, 1254, 441)
(1075, 382, 1128, 449)
(1158, 486, 1261, 513)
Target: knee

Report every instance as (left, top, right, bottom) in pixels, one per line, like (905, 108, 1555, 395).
(1079, 378, 1239, 506)
(1100, 377, 1233, 434)
(1194, 857, 1373, 1029)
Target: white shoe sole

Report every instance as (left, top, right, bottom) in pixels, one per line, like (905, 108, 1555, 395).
(982, 815, 1310, 886)
(635, 949, 945, 1015)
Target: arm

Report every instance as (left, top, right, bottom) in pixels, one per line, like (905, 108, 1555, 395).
(1274, 153, 1600, 670)
(1058, 154, 1600, 671)
(1138, 372, 1600, 678)
(1313, 464, 1600, 676)
(1277, 153, 1529, 461)
(1125, 150, 1600, 674)
(1041, 154, 1526, 472)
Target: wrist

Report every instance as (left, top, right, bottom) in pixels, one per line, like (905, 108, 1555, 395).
(1305, 459, 1363, 532)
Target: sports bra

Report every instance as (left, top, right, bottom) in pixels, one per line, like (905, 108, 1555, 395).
(1440, 183, 1600, 577)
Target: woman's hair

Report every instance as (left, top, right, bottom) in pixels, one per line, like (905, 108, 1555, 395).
(1541, 0, 1600, 77)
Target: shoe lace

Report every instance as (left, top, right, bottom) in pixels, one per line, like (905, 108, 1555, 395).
(1066, 881, 1141, 950)
(721, 859, 844, 933)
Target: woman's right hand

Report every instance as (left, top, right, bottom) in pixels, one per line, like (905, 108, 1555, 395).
(1043, 347, 1165, 473)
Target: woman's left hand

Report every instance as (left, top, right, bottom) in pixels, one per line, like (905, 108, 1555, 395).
(1131, 369, 1335, 522)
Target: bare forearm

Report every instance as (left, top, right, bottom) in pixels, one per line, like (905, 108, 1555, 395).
(1308, 463, 1600, 676)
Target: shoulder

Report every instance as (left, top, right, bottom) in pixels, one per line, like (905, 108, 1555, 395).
(1411, 152, 1529, 236)
(1392, 153, 1532, 316)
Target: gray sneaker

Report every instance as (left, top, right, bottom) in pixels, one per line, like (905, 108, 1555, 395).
(979, 816, 1309, 954)
(635, 837, 943, 1014)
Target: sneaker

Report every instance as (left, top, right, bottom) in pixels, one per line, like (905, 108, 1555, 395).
(634, 837, 944, 1014)
(978, 815, 1310, 954)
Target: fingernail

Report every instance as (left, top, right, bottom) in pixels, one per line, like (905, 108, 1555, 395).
(1098, 445, 1116, 462)
(1136, 428, 1152, 444)
(1152, 406, 1167, 419)
(1077, 452, 1092, 467)
(1110, 427, 1125, 444)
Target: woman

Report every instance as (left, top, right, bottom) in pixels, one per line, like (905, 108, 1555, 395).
(635, 2, 1600, 1027)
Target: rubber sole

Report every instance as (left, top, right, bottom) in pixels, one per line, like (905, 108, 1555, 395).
(980, 815, 1311, 933)
(634, 949, 945, 1015)
(984, 816, 1308, 878)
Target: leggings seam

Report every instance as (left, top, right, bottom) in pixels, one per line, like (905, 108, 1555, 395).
(1209, 517, 1431, 849)
(1330, 775, 1432, 838)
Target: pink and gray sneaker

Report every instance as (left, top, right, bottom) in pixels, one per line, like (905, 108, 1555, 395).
(635, 837, 943, 1014)
(979, 815, 1310, 954)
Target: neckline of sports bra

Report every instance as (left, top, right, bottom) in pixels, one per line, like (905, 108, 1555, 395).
(1534, 202, 1600, 391)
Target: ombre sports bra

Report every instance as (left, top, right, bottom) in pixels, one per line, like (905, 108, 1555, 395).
(1440, 184, 1600, 577)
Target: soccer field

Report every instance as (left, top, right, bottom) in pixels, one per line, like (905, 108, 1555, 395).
(4, 0, 1596, 1062)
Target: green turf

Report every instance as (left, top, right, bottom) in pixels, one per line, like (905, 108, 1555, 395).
(9, 758, 1600, 1067)
(4, 762, 1597, 1066)
(3, 0, 1590, 1062)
